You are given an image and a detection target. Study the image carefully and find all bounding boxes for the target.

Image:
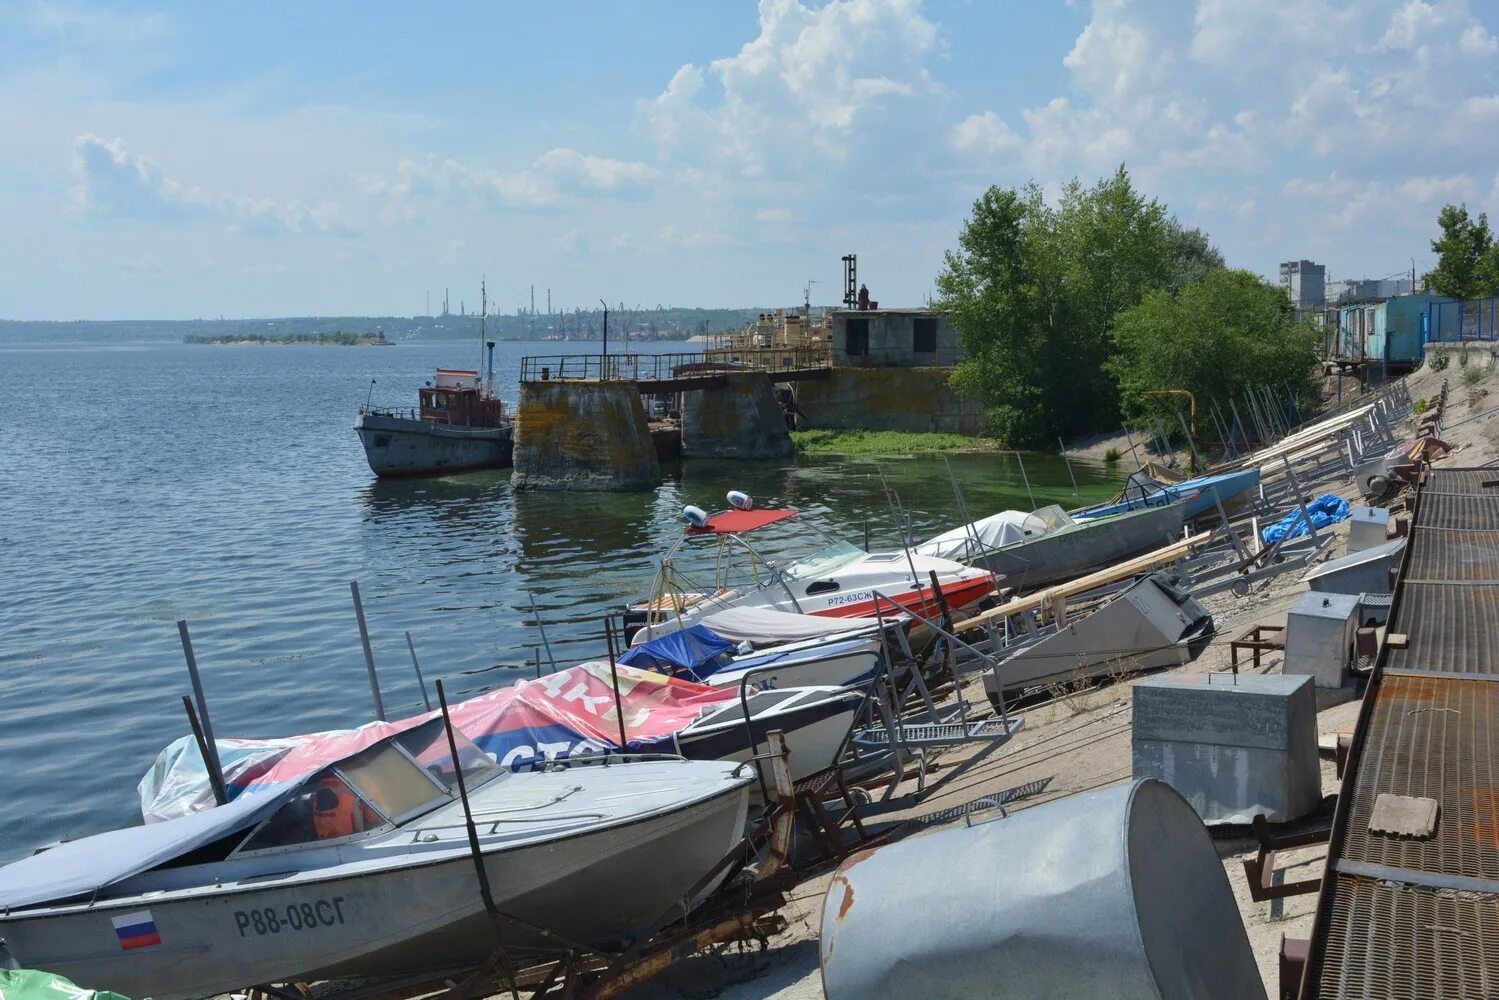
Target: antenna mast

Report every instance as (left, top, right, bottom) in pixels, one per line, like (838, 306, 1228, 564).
(479, 278, 486, 377)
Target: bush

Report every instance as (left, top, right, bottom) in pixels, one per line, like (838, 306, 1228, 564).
(1104, 446, 1122, 462)
(1463, 364, 1485, 387)
(1413, 396, 1430, 415)
(1429, 345, 1450, 371)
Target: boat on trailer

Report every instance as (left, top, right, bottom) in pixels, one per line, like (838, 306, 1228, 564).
(625, 494, 998, 640)
(924, 501, 1189, 594)
(1076, 466, 1261, 522)
(0, 719, 751, 1000)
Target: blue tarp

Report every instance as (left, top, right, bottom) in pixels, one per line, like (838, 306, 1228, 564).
(617, 625, 738, 681)
(1261, 494, 1352, 544)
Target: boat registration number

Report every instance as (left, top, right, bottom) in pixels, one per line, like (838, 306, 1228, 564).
(825, 590, 871, 608)
(234, 897, 347, 937)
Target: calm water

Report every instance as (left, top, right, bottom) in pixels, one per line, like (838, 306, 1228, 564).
(0, 339, 1119, 860)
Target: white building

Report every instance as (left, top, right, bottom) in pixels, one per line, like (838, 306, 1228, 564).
(1279, 260, 1326, 315)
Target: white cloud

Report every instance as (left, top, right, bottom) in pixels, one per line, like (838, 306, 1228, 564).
(952, 111, 1022, 154)
(1460, 22, 1499, 55)
(365, 148, 662, 208)
(70, 134, 348, 235)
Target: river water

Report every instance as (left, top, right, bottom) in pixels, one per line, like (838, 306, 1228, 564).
(0, 338, 1119, 860)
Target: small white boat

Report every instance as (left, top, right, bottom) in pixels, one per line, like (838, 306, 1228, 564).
(677, 685, 866, 787)
(626, 495, 997, 639)
(0, 719, 751, 999)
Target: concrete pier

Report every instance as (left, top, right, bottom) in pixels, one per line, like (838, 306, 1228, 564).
(681, 371, 793, 460)
(512, 380, 661, 491)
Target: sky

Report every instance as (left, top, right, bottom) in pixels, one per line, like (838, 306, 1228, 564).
(3, 0, 1498, 320)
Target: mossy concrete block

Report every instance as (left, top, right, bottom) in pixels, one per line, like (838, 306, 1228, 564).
(681, 371, 793, 459)
(513, 380, 661, 491)
(794, 368, 986, 434)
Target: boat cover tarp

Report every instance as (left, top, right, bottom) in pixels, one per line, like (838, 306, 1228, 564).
(0, 968, 131, 1000)
(1261, 494, 1352, 544)
(916, 510, 1051, 561)
(698, 606, 884, 645)
(0, 779, 293, 911)
(617, 625, 738, 681)
(713, 637, 880, 686)
(139, 663, 737, 823)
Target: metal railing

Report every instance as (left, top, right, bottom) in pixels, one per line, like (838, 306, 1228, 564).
(519, 347, 831, 384)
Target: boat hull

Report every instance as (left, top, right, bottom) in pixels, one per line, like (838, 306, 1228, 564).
(1, 782, 748, 999)
(975, 502, 1186, 592)
(677, 688, 864, 790)
(1079, 468, 1261, 522)
(355, 412, 513, 478)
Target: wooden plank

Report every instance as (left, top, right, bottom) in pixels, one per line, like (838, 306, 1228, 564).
(956, 530, 1214, 633)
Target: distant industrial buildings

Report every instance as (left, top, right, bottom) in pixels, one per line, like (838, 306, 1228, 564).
(1279, 259, 1326, 316)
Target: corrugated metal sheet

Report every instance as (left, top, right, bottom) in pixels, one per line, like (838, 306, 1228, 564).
(1305, 468, 1499, 999)
(1314, 875, 1499, 999)
(1338, 674, 1499, 881)
(1386, 584, 1499, 674)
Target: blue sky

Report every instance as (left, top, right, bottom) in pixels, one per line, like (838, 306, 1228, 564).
(3, 0, 1497, 320)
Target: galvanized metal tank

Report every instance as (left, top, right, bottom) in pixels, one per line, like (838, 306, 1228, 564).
(820, 779, 1266, 1000)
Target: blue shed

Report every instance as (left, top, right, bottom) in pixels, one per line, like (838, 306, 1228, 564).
(1337, 292, 1454, 368)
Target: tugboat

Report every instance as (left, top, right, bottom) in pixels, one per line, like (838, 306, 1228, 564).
(354, 282, 514, 478)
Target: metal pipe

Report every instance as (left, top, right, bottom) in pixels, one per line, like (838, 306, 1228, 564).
(1175, 408, 1202, 473)
(528, 592, 557, 670)
(349, 581, 387, 721)
(176, 619, 226, 803)
(604, 619, 629, 753)
(404, 631, 433, 712)
(1058, 438, 1080, 497)
(181, 695, 228, 807)
(1013, 451, 1036, 509)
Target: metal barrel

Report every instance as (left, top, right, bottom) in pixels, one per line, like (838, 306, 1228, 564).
(819, 779, 1266, 1000)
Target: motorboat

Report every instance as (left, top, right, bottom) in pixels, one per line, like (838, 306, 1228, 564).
(1076, 466, 1260, 522)
(625, 494, 998, 640)
(142, 663, 865, 823)
(925, 501, 1188, 593)
(619, 624, 884, 692)
(981, 572, 1213, 707)
(3, 719, 751, 1000)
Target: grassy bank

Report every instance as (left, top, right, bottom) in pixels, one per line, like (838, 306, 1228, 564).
(790, 429, 1003, 456)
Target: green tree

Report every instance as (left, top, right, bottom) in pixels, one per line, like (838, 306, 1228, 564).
(1108, 269, 1322, 428)
(937, 166, 1181, 444)
(1162, 221, 1225, 294)
(1427, 203, 1495, 300)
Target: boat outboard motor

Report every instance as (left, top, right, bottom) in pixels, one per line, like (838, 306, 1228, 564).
(683, 505, 710, 528)
(727, 490, 754, 511)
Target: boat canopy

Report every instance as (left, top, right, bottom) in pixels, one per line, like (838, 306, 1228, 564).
(140, 664, 739, 823)
(686, 508, 799, 535)
(916, 510, 1056, 561)
(698, 607, 885, 645)
(0, 780, 293, 911)
(617, 625, 739, 681)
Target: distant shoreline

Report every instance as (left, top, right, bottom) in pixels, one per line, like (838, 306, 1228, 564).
(184, 333, 390, 347)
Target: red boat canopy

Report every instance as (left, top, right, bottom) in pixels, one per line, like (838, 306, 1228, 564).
(688, 508, 799, 535)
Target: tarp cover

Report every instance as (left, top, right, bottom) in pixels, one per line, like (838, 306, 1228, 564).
(0, 968, 131, 1000)
(1261, 493, 1352, 544)
(916, 510, 1050, 561)
(617, 624, 738, 680)
(0, 779, 293, 911)
(699, 606, 884, 645)
(139, 663, 737, 823)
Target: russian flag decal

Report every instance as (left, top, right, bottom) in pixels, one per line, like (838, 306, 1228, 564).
(111, 910, 162, 951)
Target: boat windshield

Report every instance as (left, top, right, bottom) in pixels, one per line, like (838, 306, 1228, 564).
(234, 720, 500, 854)
(780, 541, 864, 581)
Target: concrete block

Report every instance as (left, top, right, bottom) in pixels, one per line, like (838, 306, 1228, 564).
(681, 371, 793, 459)
(512, 380, 661, 491)
(1284, 591, 1360, 688)
(1132, 673, 1320, 824)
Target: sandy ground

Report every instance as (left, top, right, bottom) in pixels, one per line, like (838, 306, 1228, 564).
(601, 359, 1499, 1000)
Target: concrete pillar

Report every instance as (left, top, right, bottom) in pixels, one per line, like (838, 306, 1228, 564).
(681, 371, 794, 459)
(512, 380, 661, 491)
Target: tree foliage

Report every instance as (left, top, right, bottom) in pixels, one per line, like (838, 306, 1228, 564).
(937, 166, 1220, 445)
(1108, 269, 1322, 426)
(1427, 203, 1498, 300)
